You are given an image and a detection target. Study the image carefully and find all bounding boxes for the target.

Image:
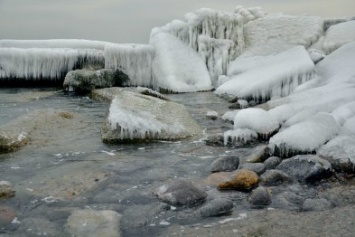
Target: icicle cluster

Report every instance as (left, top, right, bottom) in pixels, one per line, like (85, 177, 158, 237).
(224, 128, 257, 145)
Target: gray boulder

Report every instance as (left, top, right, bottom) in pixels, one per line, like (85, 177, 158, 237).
(260, 169, 293, 186)
(249, 187, 271, 207)
(273, 191, 304, 211)
(155, 179, 207, 206)
(239, 163, 266, 175)
(211, 156, 239, 172)
(64, 69, 129, 93)
(101, 91, 202, 143)
(198, 198, 234, 217)
(276, 155, 332, 182)
(264, 156, 282, 169)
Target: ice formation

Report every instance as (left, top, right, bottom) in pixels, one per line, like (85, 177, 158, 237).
(150, 31, 212, 92)
(104, 44, 155, 87)
(0, 48, 104, 80)
(234, 108, 279, 138)
(215, 46, 316, 102)
(224, 128, 257, 145)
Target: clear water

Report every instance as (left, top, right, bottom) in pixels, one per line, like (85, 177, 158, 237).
(0, 88, 253, 236)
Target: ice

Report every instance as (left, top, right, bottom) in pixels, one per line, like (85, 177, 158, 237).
(270, 113, 339, 156)
(224, 128, 257, 145)
(150, 31, 212, 92)
(222, 110, 239, 123)
(104, 44, 155, 87)
(0, 48, 104, 80)
(234, 108, 279, 137)
(242, 14, 323, 57)
(342, 116, 355, 135)
(215, 46, 316, 102)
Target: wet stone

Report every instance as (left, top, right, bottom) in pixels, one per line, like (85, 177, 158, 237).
(244, 145, 270, 163)
(276, 155, 332, 182)
(66, 209, 122, 237)
(303, 198, 333, 211)
(239, 163, 266, 175)
(206, 111, 219, 120)
(205, 133, 224, 146)
(155, 179, 207, 206)
(263, 156, 282, 169)
(218, 169, 259, 191)
(249, 187, 271, 207)
(272, 191, 304, 211)
(260, 170, 293, 186)
(198, 198, 234, 217)
(0, 181, 15, 199)
(211, 156, 240, 172)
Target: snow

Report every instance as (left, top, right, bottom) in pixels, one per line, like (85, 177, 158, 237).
(215, 46, 316, 102)
(342, 116, 355, 135)
(224, 128, 257, 145)
(150, 31, 212, 92)
(234, 108, 279, 137)
(222, 110, 239, 123)
(104, 44, 155, 87)
(270, 113, 339, 156)
(0, 48, 104, 80)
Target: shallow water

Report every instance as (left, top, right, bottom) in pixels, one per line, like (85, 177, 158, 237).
(0, 88, 253, 236)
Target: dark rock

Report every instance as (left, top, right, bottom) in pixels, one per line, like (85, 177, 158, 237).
(260, 170, 293, 186)
(0, 181, 15, 199)
(206, 111, 219, 120)
(136, 87, 170, 101)
(249, 187, 271, 207)
(198, 198, 234, 217)
(239, 163, 266, 175)
(211, 156, 239, 172)
(272, 191, 304, 211)
(155, 179, 207, 206)
(303, 198, 333, 211)
(264, 156, 282, 169)
(218, 169, 259, 191)
(228, 96, 239, 103)
(229, 100, 249, 109)
(244, 145, 271, 163)
(276, 155, 332, 182)
(205, 134, 224, 146)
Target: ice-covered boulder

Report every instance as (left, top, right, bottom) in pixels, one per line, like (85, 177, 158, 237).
(318, 136, 355, 173)
(224, 128, 258, 145)
(270, 113, 339, 158)
(150, 32, 212, 93)
(215, 46, 316, 102)
(63, 69, 129, 93)
(101, 91, 202, 143)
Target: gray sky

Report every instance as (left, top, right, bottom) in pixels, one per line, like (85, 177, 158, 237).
(0, 0, 354, 44)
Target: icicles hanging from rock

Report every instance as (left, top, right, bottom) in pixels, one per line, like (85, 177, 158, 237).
(0, 48, 104, 83)
(104, 44, 155, 88)
(215, 46, 316, 103)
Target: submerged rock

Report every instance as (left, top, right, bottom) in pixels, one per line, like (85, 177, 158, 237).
(63, 69, 129, 93)
(302, 198, 332, 211)
(211, 156, 240, 172)
(249, 187, 271, 207)
(273, 191, 304, 211)
(276, 155, 332, 182)
(0, 181, 15, 199)
(198, 198, 234, 217)
(260, 169, 293, 186)
(218, 169, 259, 191)
(155, 179, 207, 206)
(101, 91, 202, 143)
(66, 209, 122, 237)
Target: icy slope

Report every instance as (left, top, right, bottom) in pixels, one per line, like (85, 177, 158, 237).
(215, 46, 316, 102)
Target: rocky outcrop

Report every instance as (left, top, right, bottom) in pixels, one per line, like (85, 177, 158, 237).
(101, 91, 202, 143)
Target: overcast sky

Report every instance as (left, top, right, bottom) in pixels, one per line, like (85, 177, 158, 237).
(0, 0, 354, 44)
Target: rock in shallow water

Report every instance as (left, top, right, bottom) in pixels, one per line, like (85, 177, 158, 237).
(276, 155, 332, 182)
(263, 156, 282, 169)
(155, 179, 207, 206)
(239, 163, 266, 175)
(260, 169, 293, 186)
(218, 169, 259, 191)
(302, 198, 332, 211)
(0, 181, 15, 199)
(101, 91, 202, 143)
(198, 198, 234, 217)
(211, 156, 239, 172)
(249, 187, 271, 207)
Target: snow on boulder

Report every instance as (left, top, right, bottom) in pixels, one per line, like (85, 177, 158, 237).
(233, 108, 279, 139)
(101, 91, 202, 143)
(318, 136, 355, 173)
(224, 129, 257, 145)
(270, 113, 339, 158)
(215, 46, 316, 103)
(150, 31, 212, 92)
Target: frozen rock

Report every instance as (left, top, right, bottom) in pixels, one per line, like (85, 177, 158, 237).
(260, 170, 293, 186)
(63, 69, 129, 93)
(218, 169, 259, 191)
(136, 86, 170, 101)
(239, 163, 266, 175)
(248, 187, 271, 207)
(318, 136, 355, 173)
(302, 198, 332, 211)
(206, 111, 219, 120)
(263, 156, 282, 169)
(211, 156, 240, 172)
(222, 110, 239, 123)
(223, 129, 258, 146)
(155, 179, 207, 206)
(198, 198, 234, 217)
(205, 133, 225, 146)
(101, 91, 202, 143)
(276, 155, 332, 182)
(0, 181, 15, 199)
(66, 209, 122, 237)
(229, 100, 249, 109)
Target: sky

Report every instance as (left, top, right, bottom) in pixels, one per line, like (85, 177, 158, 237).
(0, 0, 354, 44)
